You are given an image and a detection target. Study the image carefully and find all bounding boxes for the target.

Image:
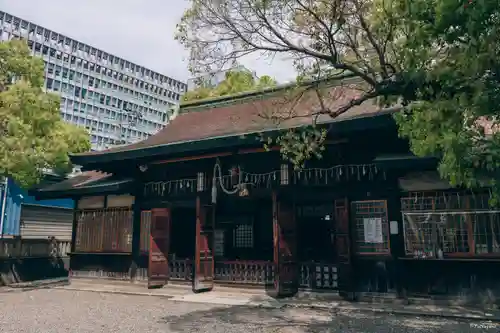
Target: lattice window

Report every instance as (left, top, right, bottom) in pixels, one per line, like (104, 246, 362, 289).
(233, 224, 253, 248)
(140, 210, 152, 253)
(352, 200, 390, 255)
(214, 230, 225, 257)
(401, 192, 500, 258)
(75, 208, 133, 253)
(280, 164, 289, 185)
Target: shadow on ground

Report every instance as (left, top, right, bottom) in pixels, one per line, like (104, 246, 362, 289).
(160, 302, 483, 333)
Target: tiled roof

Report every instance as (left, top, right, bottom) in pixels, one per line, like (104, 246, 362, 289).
(74, 82, 384, 158)
(36, 171, 113, 193)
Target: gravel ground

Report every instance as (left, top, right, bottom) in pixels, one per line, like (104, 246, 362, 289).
(0, 289, 498, 333)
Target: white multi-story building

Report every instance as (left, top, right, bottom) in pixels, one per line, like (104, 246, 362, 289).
(0, 11, 187, 150)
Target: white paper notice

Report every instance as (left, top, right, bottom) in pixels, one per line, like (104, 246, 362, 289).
(363, 218, 384, 243)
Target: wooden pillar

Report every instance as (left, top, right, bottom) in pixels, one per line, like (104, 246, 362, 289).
(193, 196, 214, 293)
(130, 193, 142, 281)
(148, 208, 170, 288)
(70, 198, 78, 254)
(334, 198, 354, 300)
(273, 191, 298, 297)
(69, 198, 79, 276)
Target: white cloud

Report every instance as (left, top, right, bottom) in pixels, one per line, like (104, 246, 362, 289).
(0, 0, 296, 83)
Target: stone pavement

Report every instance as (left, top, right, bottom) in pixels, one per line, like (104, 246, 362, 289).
(5, 288, 497, 333)
(51, 278, 500, 323)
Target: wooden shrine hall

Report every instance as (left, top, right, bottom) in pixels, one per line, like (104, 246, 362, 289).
(37, 79, 498, 301)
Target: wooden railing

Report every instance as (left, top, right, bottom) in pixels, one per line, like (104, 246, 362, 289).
(70, 269, 131, 280)
(214, 260, 274, 285)
(299, 262, 338, 290)
(0, 238, 71, 259)
(169, 259, 193, 281)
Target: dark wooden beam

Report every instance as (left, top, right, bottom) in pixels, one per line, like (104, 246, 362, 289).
(151, 139, 344, 166)
(324, 138, 348, 145)
(237, 146, 280, 154)
(151, 152, 232, 165)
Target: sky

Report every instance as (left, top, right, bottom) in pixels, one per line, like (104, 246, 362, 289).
(0, 0, 296, 84)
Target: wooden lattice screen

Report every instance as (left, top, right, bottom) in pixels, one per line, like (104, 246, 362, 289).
(401, 192, 500, 257)
(140, 210, 152, 253)
(351, 200, 390, 255)
(75, 207, 133, 252)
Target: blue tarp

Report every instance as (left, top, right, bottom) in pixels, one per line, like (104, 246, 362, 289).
(0, 178, 74, 237)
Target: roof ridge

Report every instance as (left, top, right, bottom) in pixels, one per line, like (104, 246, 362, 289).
(179, 75, 363, 113)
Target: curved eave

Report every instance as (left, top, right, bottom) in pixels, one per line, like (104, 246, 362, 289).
(71, 109, 399, 168)
(31, 178, 135, 200)
(373, 154, 439, 171)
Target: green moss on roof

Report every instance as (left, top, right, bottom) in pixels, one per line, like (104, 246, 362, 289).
(179, 76, 363, 114)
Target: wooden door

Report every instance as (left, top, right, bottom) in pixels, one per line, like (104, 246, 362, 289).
(273, 193, 298, 297)
(148, 208, 170, 288)
(193, 196, 214, 292)
(334, 198, 354, 299)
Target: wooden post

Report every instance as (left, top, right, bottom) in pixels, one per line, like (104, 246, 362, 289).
(335, 198, 354, 300)
(70, 199, 78, 254)
(273, 191, 298, 297)
(130, 194, 142, 281)
(466, 197, 475, 254)
(69, 198, 79, 278)
(193, 196, 214, 292)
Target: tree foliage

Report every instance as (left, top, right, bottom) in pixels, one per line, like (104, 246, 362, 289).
(0, 40, 91, 188)
(177, 0, 500, 201)
(182, 69, 277, 103)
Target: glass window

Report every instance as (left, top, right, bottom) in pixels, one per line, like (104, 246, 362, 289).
(46, 78, 53, 90)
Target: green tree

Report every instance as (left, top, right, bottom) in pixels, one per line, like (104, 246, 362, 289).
(182, 69, 277, 103)
(0, 40, 91, 188)
(176, 0, 500, 201)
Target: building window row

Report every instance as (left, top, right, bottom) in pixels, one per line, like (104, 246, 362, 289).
(34, 43, 182, 102)
(2, 30, 181, 107)
(0, 11, 187, 93)
(44, 59, 173, 111)
(59, 96, 164, 134)
(60, 111, 151, 145)
(46, 74, 168, 126)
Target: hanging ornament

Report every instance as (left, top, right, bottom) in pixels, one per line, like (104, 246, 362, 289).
(363, 165, 366, 176)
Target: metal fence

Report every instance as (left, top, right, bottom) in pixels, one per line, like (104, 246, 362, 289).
(0, 237, 71, 258)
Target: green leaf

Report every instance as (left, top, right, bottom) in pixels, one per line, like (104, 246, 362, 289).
(0, 40, 91, 188)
